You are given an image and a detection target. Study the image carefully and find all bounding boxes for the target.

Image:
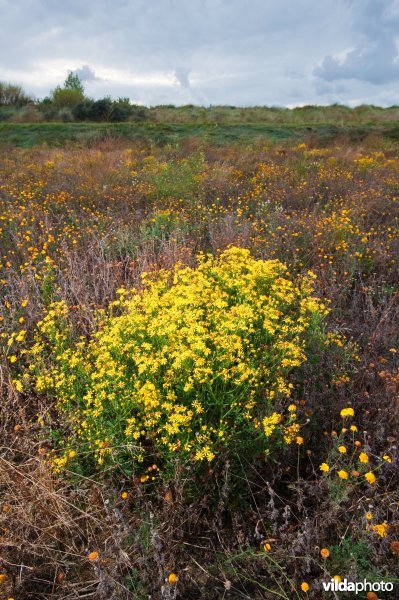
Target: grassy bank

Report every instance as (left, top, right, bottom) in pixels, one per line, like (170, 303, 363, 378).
(1, 120, 399, 148)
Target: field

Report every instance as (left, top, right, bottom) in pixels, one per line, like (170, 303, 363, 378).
(1, 122, 399, 599)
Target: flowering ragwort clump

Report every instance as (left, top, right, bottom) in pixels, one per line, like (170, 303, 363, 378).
(28, 247, 329, 475)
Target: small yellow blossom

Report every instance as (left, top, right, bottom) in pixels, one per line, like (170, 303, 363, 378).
(372, 522, 388, 538)
(168, 573, 178, 585)
(383, 455, 392, 463)
(340, 407, 354, 418)
(337, 470, 348, 480)
(359, 452, 369, 463)
(365, 512, 373, 521)
(338, 445, 347, 454)
(263, 543, 272, 552)
(365, 471, 376, 485)
(300, 582, 310, 592)
(319, 463, 330, 473)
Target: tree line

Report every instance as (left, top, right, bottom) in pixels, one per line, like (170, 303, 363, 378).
(0, 72, 148, 122)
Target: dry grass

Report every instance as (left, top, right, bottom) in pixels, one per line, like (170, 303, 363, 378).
(1, 136, 399, 598)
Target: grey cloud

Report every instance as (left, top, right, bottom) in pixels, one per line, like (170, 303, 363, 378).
(174, 68, 190, 89)
(1, 0, 398, 106)
(73, 65, 99, 82)
(315, 0, 399, 84)
(315, 38, 399, 84)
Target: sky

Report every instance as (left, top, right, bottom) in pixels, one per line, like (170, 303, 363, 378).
(1, 0, 399, 107)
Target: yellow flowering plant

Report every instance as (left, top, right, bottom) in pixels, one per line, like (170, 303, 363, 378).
(26, 247, 331, 479)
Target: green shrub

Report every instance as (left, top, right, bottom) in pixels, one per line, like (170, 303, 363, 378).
(52, 87, 85, 108)
(26, 247, 330, 479)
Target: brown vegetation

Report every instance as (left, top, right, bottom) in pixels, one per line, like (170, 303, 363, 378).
(1, 136, 398, 598)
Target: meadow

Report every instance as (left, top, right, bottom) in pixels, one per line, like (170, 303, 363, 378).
(1, 127, 399, 599)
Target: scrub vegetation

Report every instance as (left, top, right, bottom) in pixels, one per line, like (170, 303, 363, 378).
(1, 123, 399, 598)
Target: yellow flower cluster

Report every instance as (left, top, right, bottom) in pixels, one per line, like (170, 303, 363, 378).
(27, 247, 328, 474)
(340, 407, 355, 418)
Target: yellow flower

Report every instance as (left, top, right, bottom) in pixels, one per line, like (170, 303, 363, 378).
(372, 522, 388, 538)
(383, 455, 392, 463)
(359, 452, 369, 463)
(320, 548, 330, 559)
(350, 425, 358, 432)
(263, 543, 272, 552)
(333, 575, 342, 583)
(13, 380, 23, 392)
(300, 582, 310, 592)
(0, 573, 6, 584)
(338, 445, 347, 454)
(68, 450, 76, 458)
(365, 471, 376, 485)
(365, 512, 372, 520)
(340, 407, 354, 418)
(168, 573, 178, 585)
(263, 412, 282, 437)
(319, 463, 330, 473)
(296, 436, 304, 445)
(121, 491, 129, 500)
(337, 470, 348, 480)
(88, 551, 99, 561)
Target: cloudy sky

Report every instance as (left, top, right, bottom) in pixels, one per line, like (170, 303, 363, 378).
(1, 0, 399, 106)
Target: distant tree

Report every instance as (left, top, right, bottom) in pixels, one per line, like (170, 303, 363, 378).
(117, 97, 131, 106)
(63, 71, 85, 94)
(50, 71, 85, 108)
(0, 82, 31, 106)
(52, 87, 85, 108)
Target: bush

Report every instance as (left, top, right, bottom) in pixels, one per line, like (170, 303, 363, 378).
(12, 106, 44, 123)
(72, 98, 147, 122)
(71, 100, 92, 120)
(86, 98, 113, 121)
(52, 87, 85, 108)
(26, 247, 330, 480)
(0, 81, 31, 106)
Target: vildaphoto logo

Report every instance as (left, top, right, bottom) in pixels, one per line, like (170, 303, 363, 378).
(322, 578, 394, 594)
